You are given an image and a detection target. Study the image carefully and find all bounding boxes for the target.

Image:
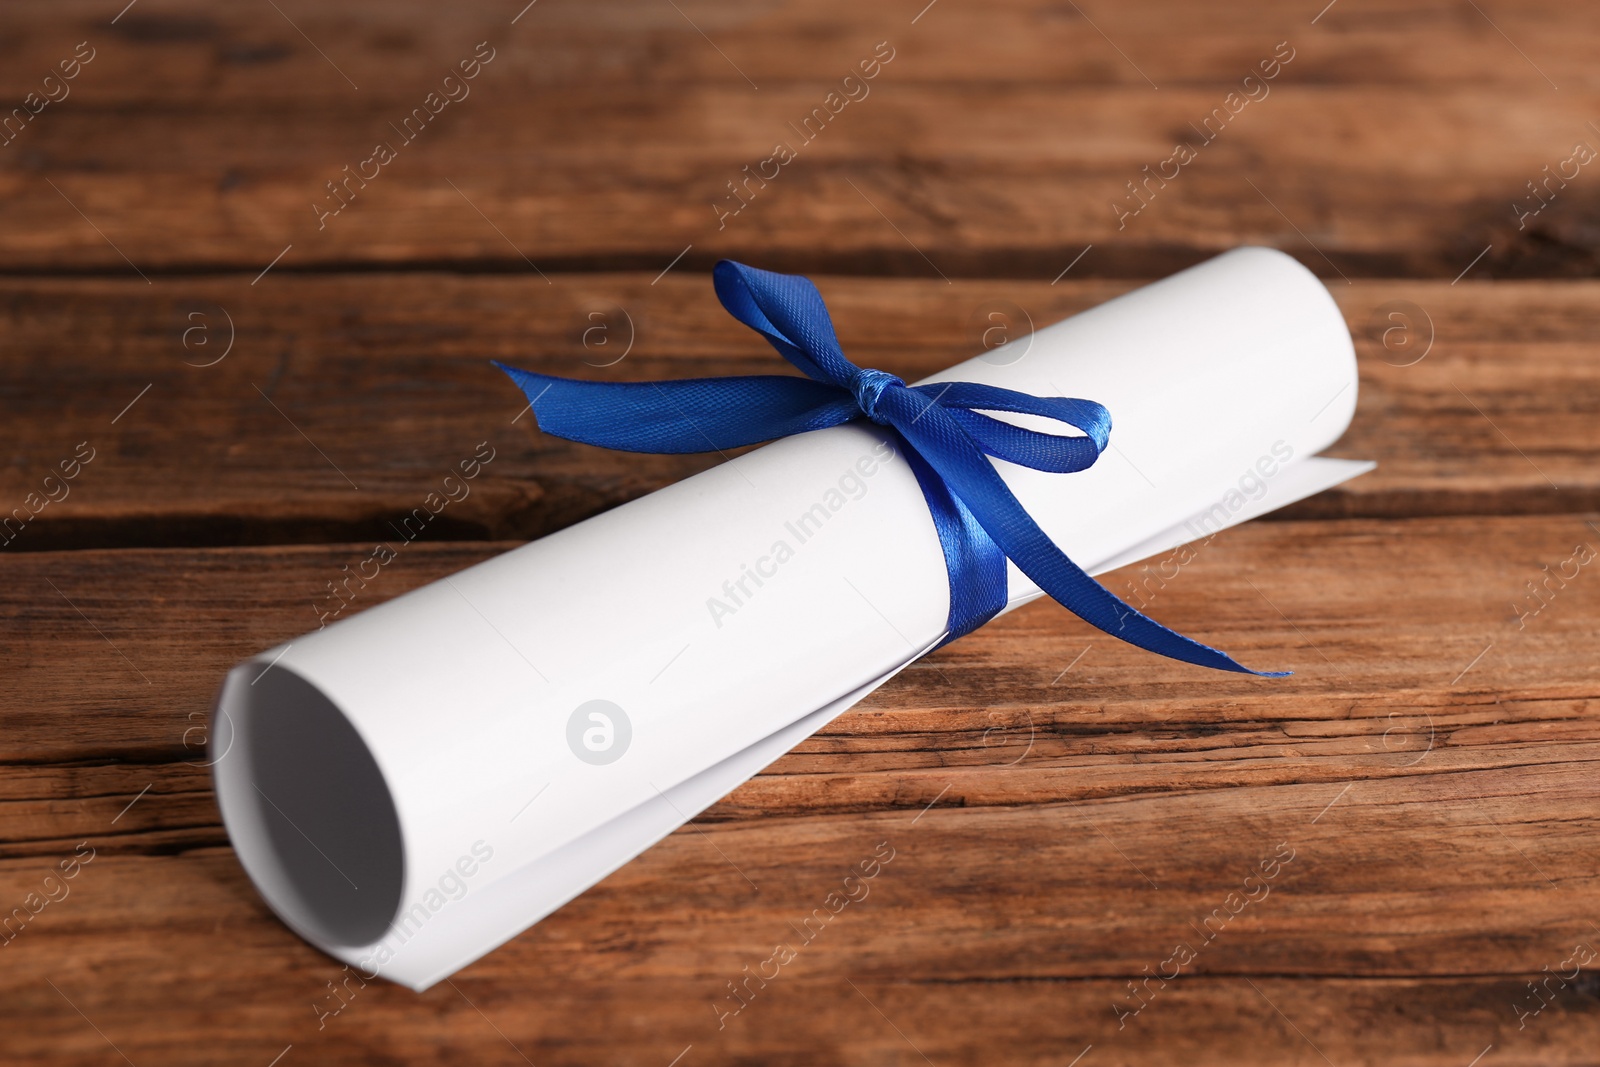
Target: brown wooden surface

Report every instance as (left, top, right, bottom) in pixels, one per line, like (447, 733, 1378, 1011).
(0, 275, 1595, 553)
(2, 0, 1599, 278)
(3, 1, 1599, 1064)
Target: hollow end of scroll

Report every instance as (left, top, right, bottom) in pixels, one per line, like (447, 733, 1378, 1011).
(211, 662, 405, 948)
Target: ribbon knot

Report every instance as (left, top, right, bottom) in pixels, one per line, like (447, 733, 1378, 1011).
(848, 368, 902, 424)
(495, 260, 1282, 676)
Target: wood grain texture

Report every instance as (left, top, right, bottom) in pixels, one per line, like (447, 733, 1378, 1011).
(0, 275, 1595, 557)
(2, 512, 1598, 1063)
(5, 513, 1599, 837)
(4, 0, 1599, 1062)
(0, 1, 1597, 277)
(1, 796, 1597, 1067)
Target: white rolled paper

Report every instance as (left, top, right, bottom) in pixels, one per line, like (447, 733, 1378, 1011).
(211, 246, 1370, 989)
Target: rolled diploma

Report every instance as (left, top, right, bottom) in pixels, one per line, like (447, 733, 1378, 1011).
(212, 246, 1366, 988)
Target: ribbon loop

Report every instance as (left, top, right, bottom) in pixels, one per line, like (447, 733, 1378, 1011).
(498, 260, 1284, 677)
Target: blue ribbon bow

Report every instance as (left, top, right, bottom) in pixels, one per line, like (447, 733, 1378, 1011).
(496, 261, 1281, 675)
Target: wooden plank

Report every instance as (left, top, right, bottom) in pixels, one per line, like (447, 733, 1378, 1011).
(0, 275, 1593, 552)
(3, 509, 1596, 829)
(0, 2, 1596, 275)
(0, 764, 1596, 1065)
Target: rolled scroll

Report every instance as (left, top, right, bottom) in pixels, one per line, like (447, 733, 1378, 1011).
(211, 246, 1370, 989)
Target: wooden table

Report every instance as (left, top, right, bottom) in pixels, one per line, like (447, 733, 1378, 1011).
(3, 2, 1597, 1064)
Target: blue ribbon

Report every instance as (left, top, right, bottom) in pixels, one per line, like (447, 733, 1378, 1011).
(496, 260, 1282, 676)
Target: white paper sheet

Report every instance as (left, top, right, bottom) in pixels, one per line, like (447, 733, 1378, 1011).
(210, 246, 1370, 988)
